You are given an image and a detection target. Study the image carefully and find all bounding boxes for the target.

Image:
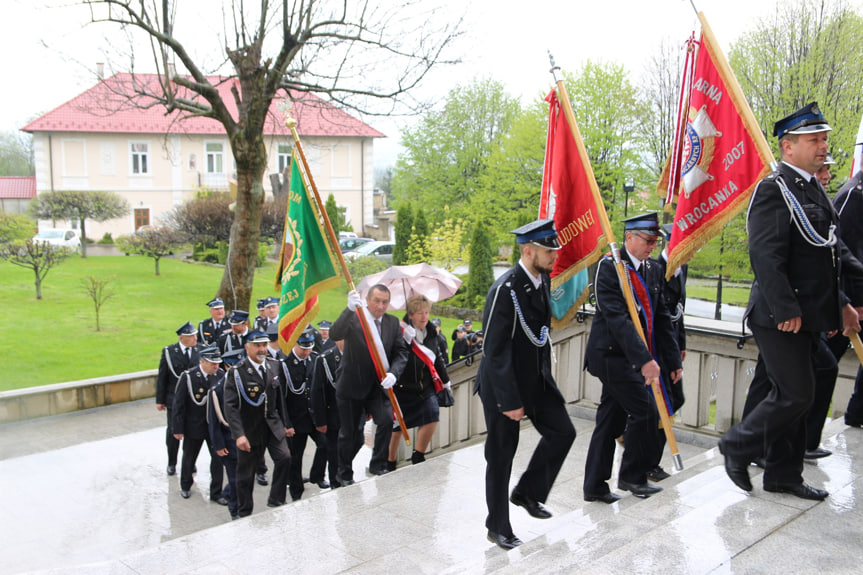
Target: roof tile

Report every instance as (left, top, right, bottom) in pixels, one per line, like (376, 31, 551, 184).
(0, 177, 36, 199)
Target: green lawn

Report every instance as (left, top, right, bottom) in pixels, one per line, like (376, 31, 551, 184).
(687, 284, 751, 307)
(0, 255, 472, 391)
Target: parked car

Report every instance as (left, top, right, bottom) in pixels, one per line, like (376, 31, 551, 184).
(339, 231, 358, 239)
(344, 240, 395, 263)
(339, 237, 374, 253)
(32, 228, 81, 251)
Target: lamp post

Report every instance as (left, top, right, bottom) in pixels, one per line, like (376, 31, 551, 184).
(623, 180, 635, 217)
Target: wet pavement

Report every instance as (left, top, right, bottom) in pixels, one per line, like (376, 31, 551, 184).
(2, 400, 863, 574)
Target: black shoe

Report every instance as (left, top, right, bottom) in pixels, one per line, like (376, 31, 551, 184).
(845, 417, 863, 428)
(180, 490, 191, 499)
(339, 478, 355, 486)
(212, 496, 228, 505)
(302, 477, 311, 484)
(763, 482, 828, 501)
(718, 442, 752, 492)
(368, 467, 389, 476)
(584, 492, 622, 504)
(256, 473, 269, 486)
(510, 491, 552, 518)
(166, 465, 176, 476)
(804, 447, 832, 460)
(751, 457, 766, 469)
(487, 530, 523, 550)
(291, 495, 302, 502)
(411, 450, 426, 464)
(647, 466, 671, 482)
(230, 514, 239, 521)
(266, 499, 284, 508)
(617, 479, 662, 498)
(315, 480, 330, 489)
(386, 460, 398, 472)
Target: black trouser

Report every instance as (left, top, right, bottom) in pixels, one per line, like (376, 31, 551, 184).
(721, 326, 817, 486)
(216, 440, 239, 518)
(481, 388, 575, 537)
(286, 429, 328, 499)
(584, 377, 658, 495)
(180, 436, 224, 499)
(322, 426, 341, 486)
(235, 434, 290, 517)
(741, 336, 838, 452)
(336, 391, 392, 481)
(165, 408, 180, 467)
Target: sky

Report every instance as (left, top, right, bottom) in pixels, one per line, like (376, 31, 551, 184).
(1, 0, 854, 166)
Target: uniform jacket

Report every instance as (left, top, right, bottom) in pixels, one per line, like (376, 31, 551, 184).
(397, 324, 450, 399)
(207, 376, 235, 453)
(474, 263, 563, 413)
(584, 248, 681, 384)
(223, 356, 287, 446)
(172, 365, 225, 439)
(653, 254, 688, 352)
(278, 349, 318, 434)
(746, 163, 863, 332)
(218, 330, 248, 355)
(198, 318, 229, 346)
(330, 308, 409, 401)
(156, 342, 201, 406)
(310, 347, 342, 429)
(833, 171, 863, 299)
(253, 316, 277, 334)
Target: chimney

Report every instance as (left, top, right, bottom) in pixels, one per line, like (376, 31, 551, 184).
(96, 62, 104, 80)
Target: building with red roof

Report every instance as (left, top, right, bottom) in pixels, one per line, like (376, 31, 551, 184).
(22, 73, 386, 239)
(0, 176, 36, 214)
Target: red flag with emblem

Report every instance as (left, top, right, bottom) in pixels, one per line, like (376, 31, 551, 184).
(658, 13, 774, 279)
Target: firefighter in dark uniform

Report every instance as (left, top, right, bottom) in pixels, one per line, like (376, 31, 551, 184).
(208, 349, 241, 520)
(315, 320, 336, 354)
(156, 321, 201, 476)
(172, 344, 227, 503)
(645, 223, 688, 481)
(198, 297, 228, 345)
(254, 297, 279, 333)
(277, 330, 328, 500)
(218, 310, 250, 355)
(475, 219, 576, 550)
(719, 103, 863, 501)
(583, 213, 682, 503)
(310, 339, 345, 489)
(223, 330, 291, 517)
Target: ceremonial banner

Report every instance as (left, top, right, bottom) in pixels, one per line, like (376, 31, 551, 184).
(658, 13, 774, 279)
(540, 89, 609, 328)
(275, 154, 343, 353)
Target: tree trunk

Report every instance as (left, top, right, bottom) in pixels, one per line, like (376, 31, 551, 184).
(79, 217, 88, 258)
(34, 269, 42, 300)
(154, 256, 161, 276)
(217, 141, 267, 312)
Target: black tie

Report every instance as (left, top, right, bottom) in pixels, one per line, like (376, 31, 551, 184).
(185, 348, 191, 361)
(259, 365, 266, 380)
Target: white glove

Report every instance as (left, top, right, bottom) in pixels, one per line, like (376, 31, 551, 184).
(381, 372, 396, 389)
(347, 290, 363, 311)
(402, 323, 416, 344)
(443, 381, 452, 390)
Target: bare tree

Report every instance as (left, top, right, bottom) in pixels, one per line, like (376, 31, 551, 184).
(637, 37, 685, 179)
(80, 0, 462, 311)
(116, 226, 187, 275)
(82, 275, 115, 331)
(0, 240, 71, 299)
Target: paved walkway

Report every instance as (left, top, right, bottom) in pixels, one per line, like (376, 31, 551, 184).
(1, 401, 862, 574)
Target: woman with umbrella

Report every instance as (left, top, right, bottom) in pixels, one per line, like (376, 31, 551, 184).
(386, 294, 452, 469)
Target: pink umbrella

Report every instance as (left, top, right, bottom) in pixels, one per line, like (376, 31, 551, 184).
(356, 263, 463, 310)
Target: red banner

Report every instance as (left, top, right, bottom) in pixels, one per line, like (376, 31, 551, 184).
(540, 89, 608, 327)
(660, 14, 773, 278)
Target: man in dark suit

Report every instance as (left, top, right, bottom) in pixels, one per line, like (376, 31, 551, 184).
(475, 219, 576, 550)
(198, 297, 228, 345)
(834, 170, 863, 427)
(719, 103, 863, 501)
(172, 344, 227, 503)
(330, 284, 409, 485)
(223, 331, 291, 517)
(311, 339, 345, 488)
(646, 223, 688, 481)
(583, 213, 682, 504)
(156, 321, 201, 476)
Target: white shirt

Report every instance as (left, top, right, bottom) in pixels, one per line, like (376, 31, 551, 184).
(518, 260, 543, 289)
